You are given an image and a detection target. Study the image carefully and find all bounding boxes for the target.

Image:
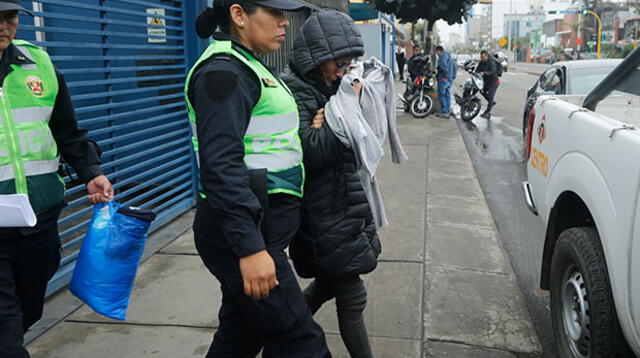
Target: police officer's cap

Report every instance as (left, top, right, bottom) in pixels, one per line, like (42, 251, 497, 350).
(0, 0, 32, 16)
(214, 0, 305, 11)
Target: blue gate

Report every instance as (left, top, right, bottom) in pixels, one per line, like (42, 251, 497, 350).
(16, 0, 205, 294)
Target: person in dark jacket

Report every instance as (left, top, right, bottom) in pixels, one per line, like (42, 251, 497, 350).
(475, 50, 500, 119)
(186, 1, 330, 357)
(407, 45, 430, 81)
(281, 10, 381, 358)
(395, 47, 406, 81)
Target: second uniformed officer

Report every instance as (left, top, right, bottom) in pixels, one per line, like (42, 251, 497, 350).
(185, 0, 330, 356)
(0, 1, 114, 357)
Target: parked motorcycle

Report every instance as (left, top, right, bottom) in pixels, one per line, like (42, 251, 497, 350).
(454, 60, 483, 121)
(399, 72, 437, 118)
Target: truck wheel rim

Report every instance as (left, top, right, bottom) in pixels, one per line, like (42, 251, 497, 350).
(562, 266, 590, 358)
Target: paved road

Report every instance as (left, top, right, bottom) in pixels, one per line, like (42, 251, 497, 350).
(450, 63, 557, 356)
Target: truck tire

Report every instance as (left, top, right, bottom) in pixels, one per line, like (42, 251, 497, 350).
(550, 227, 633, 358)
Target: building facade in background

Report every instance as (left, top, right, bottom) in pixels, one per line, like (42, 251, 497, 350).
(504, 13, 545, 38)
(467, 4, 492, 47)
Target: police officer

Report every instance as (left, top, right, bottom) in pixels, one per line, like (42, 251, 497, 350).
(185, 1, 330, 356)
(0, 1, 113, 357)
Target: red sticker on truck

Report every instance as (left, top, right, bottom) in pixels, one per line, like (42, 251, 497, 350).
(537, 115, 547, 144)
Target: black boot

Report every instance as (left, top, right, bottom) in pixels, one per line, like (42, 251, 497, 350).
(481, 111, 491, 119)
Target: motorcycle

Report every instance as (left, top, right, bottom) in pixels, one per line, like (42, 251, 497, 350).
(399, 72, 437, 118)
(454, 60, 483, 121)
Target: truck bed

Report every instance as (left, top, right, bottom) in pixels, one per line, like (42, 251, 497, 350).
(556, 94, 640, 127)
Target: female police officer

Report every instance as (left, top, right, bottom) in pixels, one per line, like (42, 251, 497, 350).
(185, 1, 330, 356)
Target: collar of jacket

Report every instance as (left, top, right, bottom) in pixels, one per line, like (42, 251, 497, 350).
(1, 43, 35, 67)
(212, 32, 277, 73)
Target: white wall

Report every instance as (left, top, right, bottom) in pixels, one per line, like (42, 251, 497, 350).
(355, 23, 395, 69)
(356, 24, 382, 61)
(543, 0, 573, 21)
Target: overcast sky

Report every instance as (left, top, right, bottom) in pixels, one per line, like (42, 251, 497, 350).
(437, 0, 530, 43)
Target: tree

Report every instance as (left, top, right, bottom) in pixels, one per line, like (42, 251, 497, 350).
(366, 0, 477, 51)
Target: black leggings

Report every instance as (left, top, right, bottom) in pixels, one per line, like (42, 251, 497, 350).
(304, 276, 373, 358)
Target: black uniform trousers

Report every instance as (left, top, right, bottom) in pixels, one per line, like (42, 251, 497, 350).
(482, 79, 500, 113)
(194, 194, 331, 358)
(0, 223, 61, 358)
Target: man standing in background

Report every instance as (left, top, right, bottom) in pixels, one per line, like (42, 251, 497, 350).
(435, 45, 456, 118)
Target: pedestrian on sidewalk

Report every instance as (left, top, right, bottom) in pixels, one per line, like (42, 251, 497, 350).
(0, 1, 114, 356)
(476, 50, 501, 119)
(185, 1, 331, 357)
(395, 47, 405, 81)
(282, 10, 381, 358)
(435, 45, 456, 118)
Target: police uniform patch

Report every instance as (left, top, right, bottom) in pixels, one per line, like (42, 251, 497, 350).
(25, 75, 44, 97)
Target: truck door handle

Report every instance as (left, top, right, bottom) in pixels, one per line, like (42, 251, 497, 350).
(609, 124, 637, 138)
(568, 108, 589, 119)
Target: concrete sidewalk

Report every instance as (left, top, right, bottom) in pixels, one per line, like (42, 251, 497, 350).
(26, 112, 543, 357)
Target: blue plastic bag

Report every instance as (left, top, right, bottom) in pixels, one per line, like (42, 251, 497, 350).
(70, 201, 155, 320)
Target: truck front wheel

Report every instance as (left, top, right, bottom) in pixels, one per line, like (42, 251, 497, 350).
(550, 227, 632, 358)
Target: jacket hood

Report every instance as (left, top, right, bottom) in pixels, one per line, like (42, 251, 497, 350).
(289, 10, 364, 79)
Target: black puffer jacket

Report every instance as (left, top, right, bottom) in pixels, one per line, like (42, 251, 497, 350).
(281, 10, 381, 279)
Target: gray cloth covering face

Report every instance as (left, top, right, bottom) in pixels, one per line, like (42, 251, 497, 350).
(325, 58, 409, 229)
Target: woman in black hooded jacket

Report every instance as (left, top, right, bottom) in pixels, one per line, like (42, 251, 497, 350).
(281, 10, 381, 358)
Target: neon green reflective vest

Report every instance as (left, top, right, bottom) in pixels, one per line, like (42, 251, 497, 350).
(185, 40, 304, 197)
(0, 40, 63, 214)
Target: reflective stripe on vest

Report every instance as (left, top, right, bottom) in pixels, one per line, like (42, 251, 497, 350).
(185, 40, 304, 197)
(0, 157, 60, 182)
(12, 106, 53, 124)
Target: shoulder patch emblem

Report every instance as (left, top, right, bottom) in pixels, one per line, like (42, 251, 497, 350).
(25, 75, 44, 97)
(262, 78, 278, 88)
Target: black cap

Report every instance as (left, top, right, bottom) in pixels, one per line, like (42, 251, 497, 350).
(0, 0, 32, 16)
(249, 0, 305, 10)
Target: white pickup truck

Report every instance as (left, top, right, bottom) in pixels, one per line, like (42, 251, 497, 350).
(523, 51, 640, 358)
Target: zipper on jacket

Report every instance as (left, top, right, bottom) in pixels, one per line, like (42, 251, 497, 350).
(0, 87, 28, 195)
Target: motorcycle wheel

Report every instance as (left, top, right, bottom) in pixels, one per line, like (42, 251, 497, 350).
(409, 95, 433, 118)
(461, 98, 482, 121)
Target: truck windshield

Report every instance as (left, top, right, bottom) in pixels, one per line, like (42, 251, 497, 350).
(569, 67, 619, 95)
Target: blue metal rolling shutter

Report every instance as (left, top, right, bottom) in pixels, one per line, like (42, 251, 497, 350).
(17, 0, 202, 295)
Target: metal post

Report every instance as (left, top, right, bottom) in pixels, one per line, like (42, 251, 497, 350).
(584, 10, 602, 59)
(391, 14, 396, 78)
(507, 0, 513, 57)
(635, 22, 638, 49)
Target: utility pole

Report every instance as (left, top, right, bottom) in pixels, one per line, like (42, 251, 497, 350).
(508, 0, 513, 60)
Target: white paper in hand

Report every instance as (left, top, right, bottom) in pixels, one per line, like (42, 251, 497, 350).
(0, 194, 37, 227)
